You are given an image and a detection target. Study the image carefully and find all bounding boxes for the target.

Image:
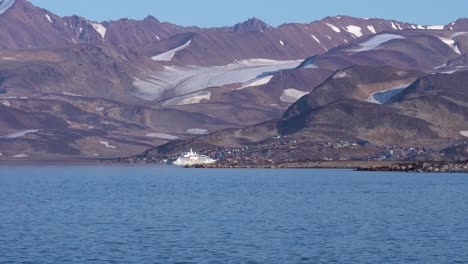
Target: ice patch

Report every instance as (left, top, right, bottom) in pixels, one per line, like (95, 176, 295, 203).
(460, 131, 468, 138)
(1, 57, 16, 60)
(280, 89, 309, 103)
(345, 25, 363, 38)
(45, 14, 52, 23)
(367, 25, 376, 34)
(134, 59, 301, 100)
(145, 133, 179, 140)
(279, 40, 284, 46)
(152, 40, 192, 61)
(351, 34, 405, 52)
(163, 91, 211, 106)
(156, 35, 160, 41)
(91, 23, 107, 39)
(96, 107, 105, 112)
(0, 0, 15, 15)
(2, 101, 10, 106)
(186, 128, 208, 135)
(437, 36, 461, 54)
(326, 23, 341, 33)
(0, 130, 38, 139)
(99, 140, 116, 149)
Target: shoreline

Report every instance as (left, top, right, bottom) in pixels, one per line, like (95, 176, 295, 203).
(1, 159, 466, 173)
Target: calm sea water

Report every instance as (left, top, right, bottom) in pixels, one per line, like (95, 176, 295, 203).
(0, 166, 467, 264)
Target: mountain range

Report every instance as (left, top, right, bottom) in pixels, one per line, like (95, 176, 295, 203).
(0, 0, 467, 161)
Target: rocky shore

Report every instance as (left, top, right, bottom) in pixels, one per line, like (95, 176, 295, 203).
(186, 161, 397, 169)
(186, 160, 468, 173)
(357, 160, 468, 173)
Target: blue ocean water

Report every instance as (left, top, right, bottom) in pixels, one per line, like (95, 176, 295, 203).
(0, 166, 467, 263)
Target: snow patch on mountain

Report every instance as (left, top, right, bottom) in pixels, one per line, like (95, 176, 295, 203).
(345, 25, 363, 38)
(134, 59, 300, 100)
(311, 35, 328, 51)
(99, 140, 116, 149)
(0, 130, 39, 139)
(437, 36, 461, 54)
(460, 131, 468, 138)
(427, 25, 444, 30)
(367, 84, 410, 104)
(367, 25, 376, 34)
(91, 23, 107, 39)
(351, 34, 405, 52)
(239, 75, 273, 89)
(280, 89, 309, 103)
(0, 0, 15, 15)
(326, 23, 341, 33)
(186, 128, 209, 135)
(152, 40, 192, 61)
(45, 14, 52, 23)
(333, 71, 350, 79)
(146, 133, 179, 140)
(311, 35, 321, 43)
(2, 100, 10, 106)
(163, 91, 211, 106)
(12, 154, 29, 158)
(279, 40, 284, 46)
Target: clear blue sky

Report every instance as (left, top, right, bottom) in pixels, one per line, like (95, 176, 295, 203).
(30, 0, 468, 28)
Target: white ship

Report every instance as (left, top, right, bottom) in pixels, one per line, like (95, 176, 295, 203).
(172, 149, 217, 166)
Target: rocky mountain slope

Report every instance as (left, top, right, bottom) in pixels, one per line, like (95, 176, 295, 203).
(1, 0, 468, 161)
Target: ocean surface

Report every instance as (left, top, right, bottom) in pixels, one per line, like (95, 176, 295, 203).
(0, 166, 467, 264)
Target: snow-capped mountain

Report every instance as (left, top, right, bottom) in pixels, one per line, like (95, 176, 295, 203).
(1, 0, 468, 161)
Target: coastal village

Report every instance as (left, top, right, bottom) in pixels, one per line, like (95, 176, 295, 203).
(117, 134, 467, 169)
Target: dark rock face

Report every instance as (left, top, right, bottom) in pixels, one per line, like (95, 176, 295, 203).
(232, 18, 272, 33)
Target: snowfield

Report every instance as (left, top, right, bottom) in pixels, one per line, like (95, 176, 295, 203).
(460, 131, 468, 138)
(280, 89, 309, 103)
(151, 40, 192, 61)
(0, 0, 15, 15)
(134, 59, 301, 100)
(351, 34, 405, 52)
